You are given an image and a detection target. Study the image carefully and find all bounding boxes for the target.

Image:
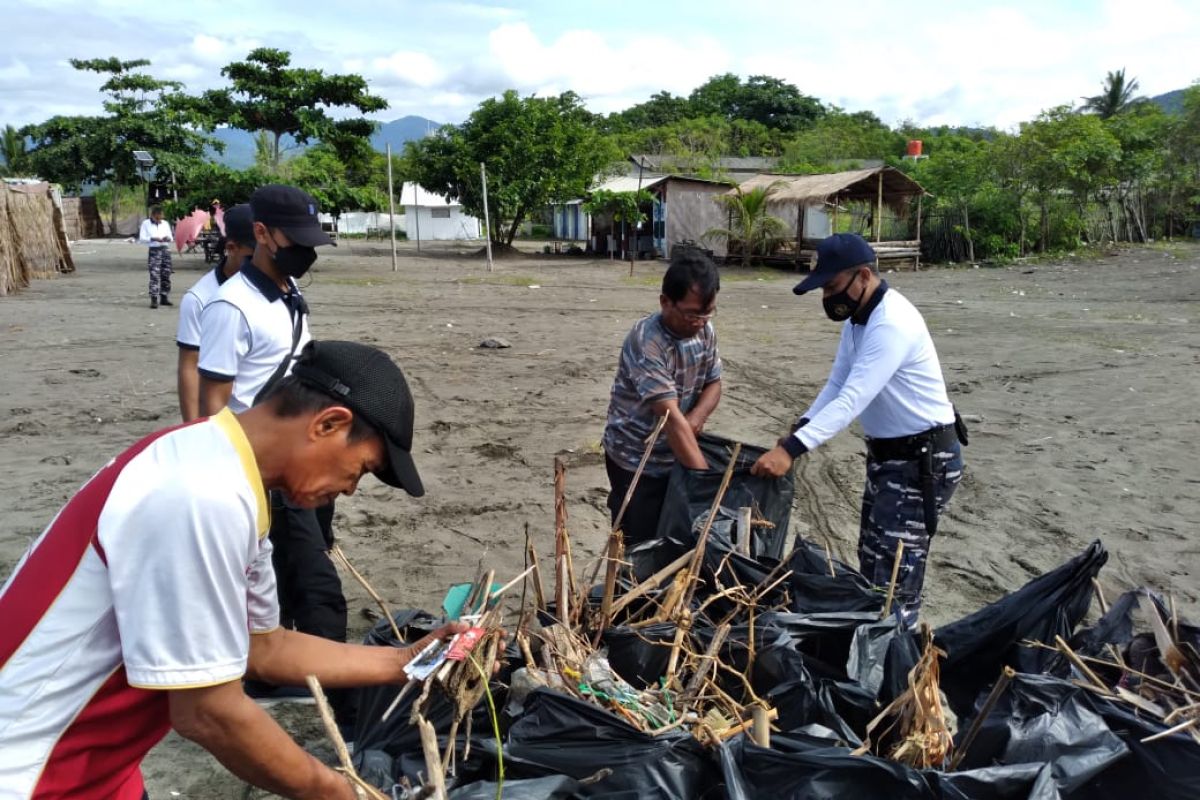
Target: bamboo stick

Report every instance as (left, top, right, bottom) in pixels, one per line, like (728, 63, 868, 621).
(737, 507, 753, 557)
(525, 533, 547, 612)
(331, 544, 402, 645)
(881, 541, 905, 620)
(609, 548, 695, 617)
(679, 444, 741, 612)
(554, 457, 568, 619)
(1141, 715, 1200, 743)
(306, 675, 387, 800)
(611, 413, 669, 535)
(1054, 635, 1114, 695)
(948, 667, 1014, 771)
(685, 623, 730, 699)
(751, 705, 771, 747)
(595, 529, 624, 641)
(417, 715, 448, 800)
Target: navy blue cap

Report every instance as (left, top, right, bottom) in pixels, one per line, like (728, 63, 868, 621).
(223, 204, 255, 248)
(792, 233, 877, 295)
(250, 184, 335, 248)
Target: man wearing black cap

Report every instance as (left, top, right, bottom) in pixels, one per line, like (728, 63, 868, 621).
(0, 340, 453, 800)
(176, 203, 255, 422)
(751, 233, 965, 625)
(197, 185, 351, 712)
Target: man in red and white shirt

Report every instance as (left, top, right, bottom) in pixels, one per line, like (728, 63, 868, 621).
(0, 341, 454, 800)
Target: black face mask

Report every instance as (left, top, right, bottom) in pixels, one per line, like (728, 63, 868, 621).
(822, 273, 865, 322)
(268, 234, 317, 279)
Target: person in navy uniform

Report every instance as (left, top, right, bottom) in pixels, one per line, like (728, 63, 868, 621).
(752, 233, 965, 625)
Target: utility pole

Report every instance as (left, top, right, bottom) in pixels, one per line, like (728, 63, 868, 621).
(481, 161, 494, 273)
(386, 143, 397, 272)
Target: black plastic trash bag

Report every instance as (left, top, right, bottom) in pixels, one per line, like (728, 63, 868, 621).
(718, 735, 1061, 800)
(504, 688, 721, 799)
(602, 622, 677, 689)
(846, 616, 921, 705)
(956, 672, 1200, 800)
(784, 539, 884, 615)
(448, 775, 582, 799)
(936, 541, 1107, 719)
(656, 433, 794, 561)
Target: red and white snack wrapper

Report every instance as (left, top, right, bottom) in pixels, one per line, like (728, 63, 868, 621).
(446, 627, 486, 661)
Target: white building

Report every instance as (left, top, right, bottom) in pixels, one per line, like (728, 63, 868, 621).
(399, 185, 482, 241)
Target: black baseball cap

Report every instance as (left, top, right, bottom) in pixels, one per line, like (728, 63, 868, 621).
(792, 233, 877, 295)
(249, 184, 336, 248)
(223, 204, 255, 248)
(290, 340, 424, 497)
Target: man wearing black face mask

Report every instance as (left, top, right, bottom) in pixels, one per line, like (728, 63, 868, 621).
(196, 185, 354, 719)
(750, 233, 965, 626)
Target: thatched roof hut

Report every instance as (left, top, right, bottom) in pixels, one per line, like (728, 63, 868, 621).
(1, 181, 75, 297)
(737, 167, 926, 214)
(733, 167, 929, 269)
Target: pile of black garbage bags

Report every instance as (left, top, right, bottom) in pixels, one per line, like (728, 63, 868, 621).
(349, 435, 1200, 799)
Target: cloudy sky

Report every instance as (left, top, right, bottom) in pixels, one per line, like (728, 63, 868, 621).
(2, 0, 1197, 131)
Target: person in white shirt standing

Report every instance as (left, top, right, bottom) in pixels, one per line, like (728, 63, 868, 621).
(176, 203, 255, 422)
(137, 205, 173, 309)
(752, 233, 966, 625)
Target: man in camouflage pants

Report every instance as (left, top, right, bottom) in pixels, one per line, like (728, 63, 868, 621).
(138, 205, 173, 309)
(752, 234, 965, 625)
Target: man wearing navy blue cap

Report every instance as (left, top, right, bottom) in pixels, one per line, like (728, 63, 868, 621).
(751, 233, 966, 625)
(196, 185, 355, 717)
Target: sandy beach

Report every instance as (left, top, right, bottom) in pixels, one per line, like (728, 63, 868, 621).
(1, 239, 1197, 797)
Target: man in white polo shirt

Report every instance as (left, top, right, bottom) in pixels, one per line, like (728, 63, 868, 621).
(176, 203, 255, 422)
(0, 340, 454, 800)
(751, 233, 966, 625)
(197, 185, 351, 716)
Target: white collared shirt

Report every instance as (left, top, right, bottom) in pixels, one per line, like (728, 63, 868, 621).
(793, 287, 955, 450)
(138, 219, 171, 249)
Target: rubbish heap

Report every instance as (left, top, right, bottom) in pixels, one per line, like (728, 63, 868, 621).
(340, 434, 1200, 799)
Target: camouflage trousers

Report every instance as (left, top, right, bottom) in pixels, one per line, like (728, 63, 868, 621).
(858, 441, 963, 625)
(147, 247, 172, 298)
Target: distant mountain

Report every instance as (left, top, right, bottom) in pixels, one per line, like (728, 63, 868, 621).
(206, 115, 441, 167)
(1150, 89, 1186, 114)
(371, 115, 443, 152)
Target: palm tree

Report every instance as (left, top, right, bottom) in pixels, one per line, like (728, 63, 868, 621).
(1080, 69, 1146, 119)
(705, 182, 788, 268)
(1, 124, 26, 176)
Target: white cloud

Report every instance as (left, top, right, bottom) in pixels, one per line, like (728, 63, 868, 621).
(484, 22, 731, 110)
(0, 60, 33, 82)
(367, 51, 444, 88)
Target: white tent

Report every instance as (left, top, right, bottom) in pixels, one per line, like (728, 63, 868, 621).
(399, 185, 482, 241)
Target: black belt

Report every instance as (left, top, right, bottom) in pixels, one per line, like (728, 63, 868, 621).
(865, 423, 958, 462)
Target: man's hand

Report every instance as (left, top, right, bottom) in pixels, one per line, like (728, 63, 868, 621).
(685, 410, 707, 437)
(750, 445, 795, 478)
(395, 621, 506, 679)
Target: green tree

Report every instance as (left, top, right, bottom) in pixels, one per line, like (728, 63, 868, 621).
(406, 90, 620, 245)
(1161, 83, 1200, 236)
(195, 48, 387, 170)
(909, 136, 992, 262)
(22, 57, 215, 231)
(1103, 104, 1169, 241)
(779, 110, 904, 172)
(1022, 106, 1121, 249)
(281, 142, 386, 219)
(690, 74, 826, 132)
(1, 124, 26, 176)
(1080, 68, 1147, 119)
(606, 91, 693, 132)
(704, 182, 788, 267)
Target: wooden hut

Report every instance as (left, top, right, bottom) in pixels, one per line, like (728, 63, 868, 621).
(0, 182, 76, 297)
(736, 167, 928, 270)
